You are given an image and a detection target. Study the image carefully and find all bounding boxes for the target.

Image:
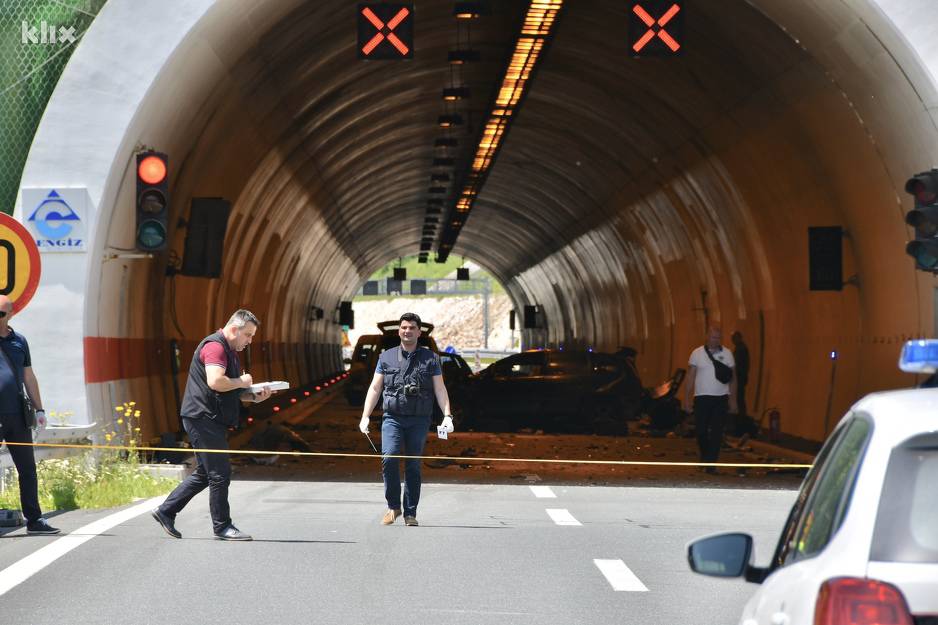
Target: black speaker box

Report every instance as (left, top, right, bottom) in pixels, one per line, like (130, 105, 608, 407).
(181, 198, 231, 278)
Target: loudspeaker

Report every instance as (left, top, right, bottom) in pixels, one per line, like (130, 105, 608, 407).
(808, 227, 843, 291)
(456, 267, 470, 281)
(509, 310, 516, 330)
(393, 267, 407, 281)
(524, 305, 537, 329)
(181, 198, 231, 278)
(339, 301, 354, 328)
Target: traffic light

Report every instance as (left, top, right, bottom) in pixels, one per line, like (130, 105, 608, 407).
(136, 151, 169, 251)
(905, 169, 938, 272)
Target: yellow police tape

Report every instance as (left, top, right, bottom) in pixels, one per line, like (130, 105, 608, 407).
(2, 441, 814, 470)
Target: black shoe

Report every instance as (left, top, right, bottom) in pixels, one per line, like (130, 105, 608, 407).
(26, 518, 60, 535)
(214, 524, 252, 541)
(151, 508, 182, 539)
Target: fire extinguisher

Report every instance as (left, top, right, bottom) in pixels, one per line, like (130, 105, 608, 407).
(768, 408, 781, 442)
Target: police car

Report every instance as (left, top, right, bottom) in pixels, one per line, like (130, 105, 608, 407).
(687, 340, 938, 625)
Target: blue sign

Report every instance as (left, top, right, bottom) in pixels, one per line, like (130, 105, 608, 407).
(21, 188, 89, 253)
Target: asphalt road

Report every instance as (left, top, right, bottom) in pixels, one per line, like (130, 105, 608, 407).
(0, 480, 796, 625)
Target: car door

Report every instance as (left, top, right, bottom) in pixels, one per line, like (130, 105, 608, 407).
(485, 352, 546, 421)
(743, 414, 873, 625)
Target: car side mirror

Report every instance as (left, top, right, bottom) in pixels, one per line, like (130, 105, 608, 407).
(687, 533, 753, 579)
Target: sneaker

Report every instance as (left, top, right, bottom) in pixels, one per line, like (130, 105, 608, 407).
(151, 508, 182, 539)
(404, 516, 418, 527)
(26, 518, 60, 535)
(214, 524, 252, 541)
(381, 509, 402, 525)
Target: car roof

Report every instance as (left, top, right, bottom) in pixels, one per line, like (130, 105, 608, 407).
(847, 387, 938, 444)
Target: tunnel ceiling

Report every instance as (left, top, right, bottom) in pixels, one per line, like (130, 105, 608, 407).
(219, 0, 808, 283)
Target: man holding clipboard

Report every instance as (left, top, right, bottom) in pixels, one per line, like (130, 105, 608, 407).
(152, 309, 275, 541)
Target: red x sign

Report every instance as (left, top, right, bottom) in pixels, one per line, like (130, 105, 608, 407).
(630, 2, 683, 55)
(358, 4, 414, 59)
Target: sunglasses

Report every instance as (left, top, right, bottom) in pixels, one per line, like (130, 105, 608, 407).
(0, 311, 8, 318)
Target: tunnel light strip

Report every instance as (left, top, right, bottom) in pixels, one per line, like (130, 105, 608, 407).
(438, 0, 563, 258)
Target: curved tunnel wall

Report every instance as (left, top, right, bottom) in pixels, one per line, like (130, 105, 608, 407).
(16, 0, 938, 443)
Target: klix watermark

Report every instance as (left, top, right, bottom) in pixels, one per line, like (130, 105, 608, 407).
(22, 21, 77, 45)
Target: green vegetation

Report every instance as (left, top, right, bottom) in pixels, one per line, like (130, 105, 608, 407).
(0, 452, 177, 511)
(0, 402, 177, 512)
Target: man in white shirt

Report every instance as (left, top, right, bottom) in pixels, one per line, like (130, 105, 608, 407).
(682, 325, 737, 473)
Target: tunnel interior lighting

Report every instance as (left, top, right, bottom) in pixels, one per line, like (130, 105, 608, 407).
(448, 50, 481, 65)
(443, 87, 471, 101)
(436, 0, 562, 260)
(454, 2, 488, 19)
(438, 115, 463, 128)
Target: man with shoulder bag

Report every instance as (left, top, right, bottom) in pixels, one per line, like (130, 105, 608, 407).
(0, 295, 59, 535)
(683, 324, 737, 474)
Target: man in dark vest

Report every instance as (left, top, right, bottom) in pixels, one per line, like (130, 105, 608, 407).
(0, 295, 58, 535)
(151, 309, 272, 540)
(359, 313, 453, 526)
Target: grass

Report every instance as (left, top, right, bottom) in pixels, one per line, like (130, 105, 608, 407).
(0, 451, 178, 511)
(0, 401, 178, 513)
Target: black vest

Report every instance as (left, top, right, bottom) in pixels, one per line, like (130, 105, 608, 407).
(180, 332, 242, 426)
(381, 346, 435, 417)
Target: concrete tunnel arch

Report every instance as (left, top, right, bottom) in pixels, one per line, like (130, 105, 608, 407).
(14, 0, 938, 444)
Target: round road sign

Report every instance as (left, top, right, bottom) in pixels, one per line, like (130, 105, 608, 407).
(0, 213, 41, 312)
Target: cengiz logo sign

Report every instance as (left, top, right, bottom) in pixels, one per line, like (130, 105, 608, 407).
(22, 188, 89, 253)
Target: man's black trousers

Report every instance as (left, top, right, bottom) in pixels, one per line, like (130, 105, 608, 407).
(0, 411, 42, 522)
(693, 395, 729, 464)
(159, 416, 232, 533)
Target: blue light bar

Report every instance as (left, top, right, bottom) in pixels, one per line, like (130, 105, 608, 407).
(899, 340, 938, 373)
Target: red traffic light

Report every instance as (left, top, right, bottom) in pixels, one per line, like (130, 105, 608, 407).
(137, 155, 167, 185)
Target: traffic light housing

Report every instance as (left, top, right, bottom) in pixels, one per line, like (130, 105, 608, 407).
(905, 169, 938, 272)
(136, 151, 169, 251)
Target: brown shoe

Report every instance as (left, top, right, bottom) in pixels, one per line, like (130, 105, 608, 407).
(404, 516, 418, 527)
(381, 509, 402, 525)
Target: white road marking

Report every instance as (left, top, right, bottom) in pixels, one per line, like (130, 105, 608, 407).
(593, 559, 649, 592)
(0, 496, 163, 597)
(529, 485, 556, 498)
(546, 508, 581, 526)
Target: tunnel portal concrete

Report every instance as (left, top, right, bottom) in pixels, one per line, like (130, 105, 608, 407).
(14, 0, 938, 443)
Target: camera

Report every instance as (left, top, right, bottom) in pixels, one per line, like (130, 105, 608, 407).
(403, 383, 420, 397)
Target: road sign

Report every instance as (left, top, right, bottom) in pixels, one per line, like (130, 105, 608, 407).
(0, 213, 42, 311)
(629, 1, 683, 56)
(358, 4, 414, 59)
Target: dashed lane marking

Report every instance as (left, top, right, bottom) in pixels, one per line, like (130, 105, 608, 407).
(593, 559, 649, 592)
(546, 508, 581, 526)
(529, 485, 556, 498)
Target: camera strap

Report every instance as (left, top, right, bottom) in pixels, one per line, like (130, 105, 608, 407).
(397, 345, 419, 377)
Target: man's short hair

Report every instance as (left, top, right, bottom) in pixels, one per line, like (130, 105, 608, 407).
(227, 309, 260, 328)
(399, 312, 421, 326)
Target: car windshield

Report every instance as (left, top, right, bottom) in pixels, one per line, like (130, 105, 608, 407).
(871, 432, 938, 563)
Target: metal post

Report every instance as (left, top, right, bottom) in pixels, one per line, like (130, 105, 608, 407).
(483, 278, 490, 349)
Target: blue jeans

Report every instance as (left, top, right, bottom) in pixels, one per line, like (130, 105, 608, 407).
(381, 414, 430, 516)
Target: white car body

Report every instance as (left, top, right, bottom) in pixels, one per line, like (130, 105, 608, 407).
(696, 387, 938, 625)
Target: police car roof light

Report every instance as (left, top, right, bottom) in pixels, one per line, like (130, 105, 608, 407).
(899, 339, 938, 373)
